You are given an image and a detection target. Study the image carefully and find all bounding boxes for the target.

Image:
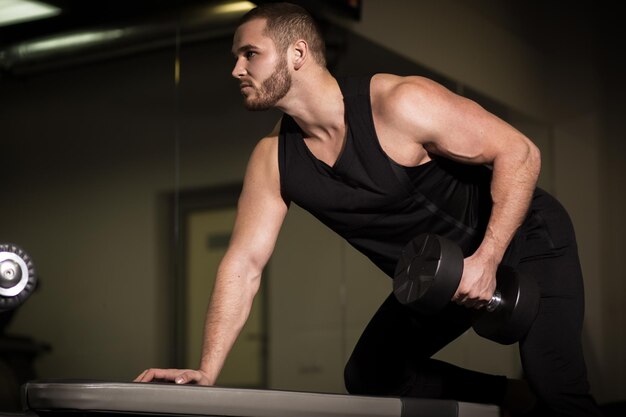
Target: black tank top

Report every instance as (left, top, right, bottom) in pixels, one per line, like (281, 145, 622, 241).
(278, 76, 495, 278)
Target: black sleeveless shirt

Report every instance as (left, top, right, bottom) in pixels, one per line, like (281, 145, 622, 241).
(278, 76, 497, 278)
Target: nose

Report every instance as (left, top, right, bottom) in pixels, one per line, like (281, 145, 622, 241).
(231, 58, 246, 79)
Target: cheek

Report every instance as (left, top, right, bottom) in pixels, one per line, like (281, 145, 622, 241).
(259, 55, 280, 74)
(252, 62, 272, 80)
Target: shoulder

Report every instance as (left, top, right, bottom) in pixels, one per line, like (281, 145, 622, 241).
(369, 74, 457, 141)
(243, 119, 283, 185)
(251, 117, 282, 160)
(370, 73, 452, 116)
(250, 135, 278, 169)
(241, 133, 282, 200)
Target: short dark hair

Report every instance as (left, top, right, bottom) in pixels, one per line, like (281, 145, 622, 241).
(238, 2, 326, 67)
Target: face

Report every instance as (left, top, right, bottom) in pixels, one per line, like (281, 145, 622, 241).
(231, 19, 292, 111)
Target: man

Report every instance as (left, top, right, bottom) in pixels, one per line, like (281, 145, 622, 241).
(136, 3, 603, 416)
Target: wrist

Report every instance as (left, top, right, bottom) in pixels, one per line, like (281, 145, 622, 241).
(199, 360, 220, 382)
(475, 234, 507, 264)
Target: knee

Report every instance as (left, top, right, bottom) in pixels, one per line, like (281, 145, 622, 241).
(343, 357, 409, 396)
(343, 358, 368, 395)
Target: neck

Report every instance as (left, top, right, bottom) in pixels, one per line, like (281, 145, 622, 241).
(276, 68, 344, 141)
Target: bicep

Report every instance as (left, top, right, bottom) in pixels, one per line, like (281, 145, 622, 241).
(225, 137, 288, 272)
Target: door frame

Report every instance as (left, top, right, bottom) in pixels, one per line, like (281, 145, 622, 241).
(168, 183, 246, 369)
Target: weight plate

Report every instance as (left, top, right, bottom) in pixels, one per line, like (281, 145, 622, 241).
(472, 266, 539, 345)
(0, 243, 37, 311)
(393, 234, 463, 313)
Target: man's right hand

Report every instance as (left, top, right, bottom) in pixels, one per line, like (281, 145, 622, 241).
(134, 368, 213, 385)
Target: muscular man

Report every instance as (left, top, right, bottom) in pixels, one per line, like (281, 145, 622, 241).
(136, 3, 603, 416)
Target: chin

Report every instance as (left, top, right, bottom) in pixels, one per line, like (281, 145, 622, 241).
(242, 97, 273, 111)
(244, 102, 272, 111)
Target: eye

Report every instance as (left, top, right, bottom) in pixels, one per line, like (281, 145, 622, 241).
(245, 51, 257, 59)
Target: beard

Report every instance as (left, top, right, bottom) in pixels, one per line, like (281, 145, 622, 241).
(242, 58, 292, 111)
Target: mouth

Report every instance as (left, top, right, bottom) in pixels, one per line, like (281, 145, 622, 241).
(239, 83, 253, 95)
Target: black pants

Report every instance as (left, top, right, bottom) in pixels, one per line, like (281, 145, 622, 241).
(344, 192, 603, 416)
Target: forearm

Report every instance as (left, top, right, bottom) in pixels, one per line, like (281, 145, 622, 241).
(476, 140, 541, 262)
(198, 254, 262, 383)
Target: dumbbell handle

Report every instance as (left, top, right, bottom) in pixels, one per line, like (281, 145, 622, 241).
(485, 290, 502, 313)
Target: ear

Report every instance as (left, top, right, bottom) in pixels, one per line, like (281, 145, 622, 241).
(292, 39, 308, 70)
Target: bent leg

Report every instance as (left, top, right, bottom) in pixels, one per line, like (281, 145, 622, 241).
(517, 194, 603, 416)
(518, 252, 602, 416)
(344, 293, 507, 404)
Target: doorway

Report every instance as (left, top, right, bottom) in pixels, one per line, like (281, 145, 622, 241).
(172, 184, 267, 388)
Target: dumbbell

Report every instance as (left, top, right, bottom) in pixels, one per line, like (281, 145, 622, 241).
(393, 234, 540, 345)
(0, 243, 38, 312)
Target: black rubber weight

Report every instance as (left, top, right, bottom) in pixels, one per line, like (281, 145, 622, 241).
(393, 234, 463, 314)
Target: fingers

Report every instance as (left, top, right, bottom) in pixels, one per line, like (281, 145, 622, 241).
(174, 371, 200, 384)
(134, 368, 194, 384)
(133, 369, 151, 382)
(454, 296, 489, 309)
(452, 290, 491, 309)
(456, 256, 498, 309)
(134, 369, 212, 386)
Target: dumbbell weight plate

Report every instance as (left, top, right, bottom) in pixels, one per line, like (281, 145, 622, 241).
(0, 243, 37, 312)
(393, 234, 463, 314)
(472, 265, 540, 345)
